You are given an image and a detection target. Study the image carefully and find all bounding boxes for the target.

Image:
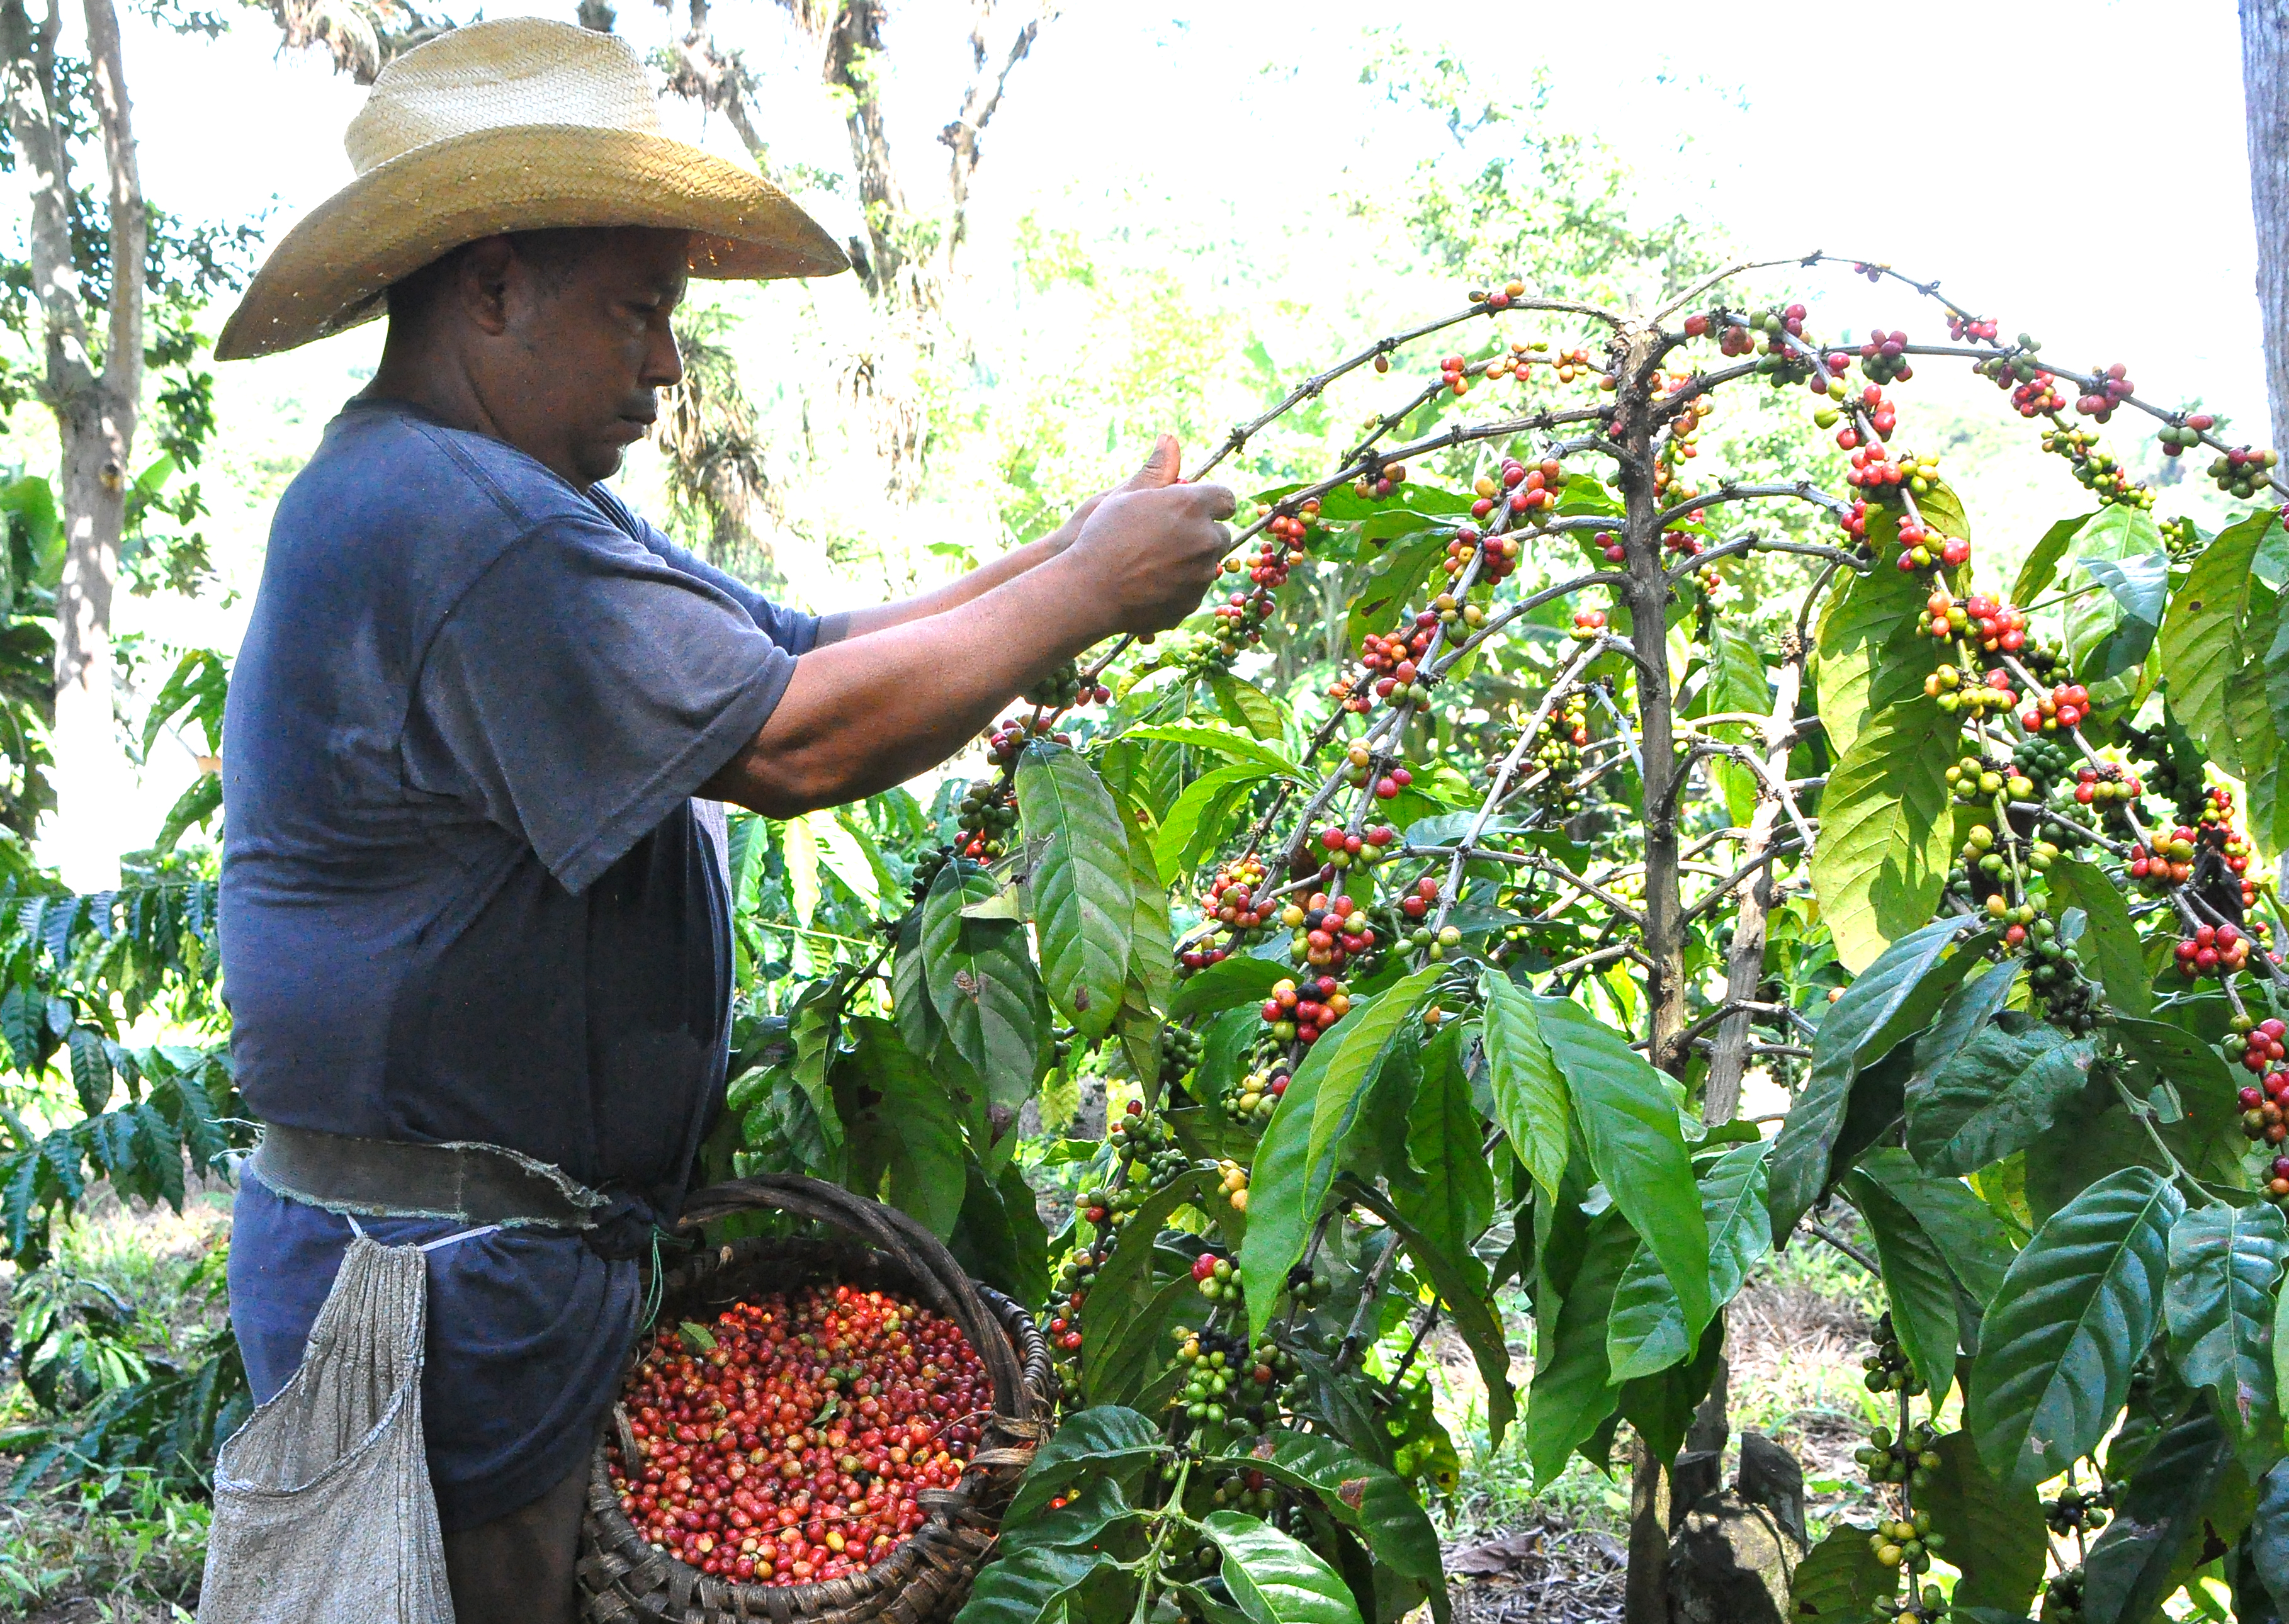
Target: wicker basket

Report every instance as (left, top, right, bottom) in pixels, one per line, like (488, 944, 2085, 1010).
(576, 1175, 1054, 1624)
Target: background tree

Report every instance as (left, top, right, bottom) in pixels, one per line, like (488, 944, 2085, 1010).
(2244, 0, 2289, 456)
(0, 0, 249, 890)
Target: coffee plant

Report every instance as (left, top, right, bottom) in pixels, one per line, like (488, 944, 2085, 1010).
(720, 251, 2289, 1624)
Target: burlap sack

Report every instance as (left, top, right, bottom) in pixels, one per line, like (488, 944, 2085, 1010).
(198, 1235, 455, 1623)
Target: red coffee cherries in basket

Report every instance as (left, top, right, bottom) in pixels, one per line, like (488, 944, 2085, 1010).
(605, 1283, 990, 1586)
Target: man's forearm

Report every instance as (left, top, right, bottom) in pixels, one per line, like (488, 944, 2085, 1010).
(830, 533, 1067, 643)
(700, 550, 1107, 818)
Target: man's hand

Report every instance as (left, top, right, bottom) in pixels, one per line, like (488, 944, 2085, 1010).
(1062, 435, 1237, 636)
(1038, 432, 1209, 555)
(702, 434, 1233, 818)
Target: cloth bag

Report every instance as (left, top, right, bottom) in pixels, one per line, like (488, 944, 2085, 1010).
(198, 1233, 456, 1624)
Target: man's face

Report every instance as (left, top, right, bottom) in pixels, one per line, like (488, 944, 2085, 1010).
(485, 227, 691, 487)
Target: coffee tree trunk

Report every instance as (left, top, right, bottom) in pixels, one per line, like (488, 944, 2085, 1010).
(1614, 317, 1685, 1624)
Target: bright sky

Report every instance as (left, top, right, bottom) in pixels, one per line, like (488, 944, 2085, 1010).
(56, 0, 2276, 857)
(122, 0, 2265, 424)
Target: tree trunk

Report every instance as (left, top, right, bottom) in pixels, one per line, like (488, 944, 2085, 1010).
(1614, 317, 1680, 1624)
(2245, 0, 2289, 456)
(4, 0, 144, 890)
(50, 404, 131, 889)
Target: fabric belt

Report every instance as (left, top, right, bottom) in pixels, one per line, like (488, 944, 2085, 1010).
(247, 1124, 611, 1231)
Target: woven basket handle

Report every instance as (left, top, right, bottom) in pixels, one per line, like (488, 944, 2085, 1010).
(676, 1173, 1034, 1427)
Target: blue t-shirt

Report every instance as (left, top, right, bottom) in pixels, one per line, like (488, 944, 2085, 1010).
(220, 396, 830, 1526)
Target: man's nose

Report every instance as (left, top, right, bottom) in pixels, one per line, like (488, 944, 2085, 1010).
(643, 321, 684, 391)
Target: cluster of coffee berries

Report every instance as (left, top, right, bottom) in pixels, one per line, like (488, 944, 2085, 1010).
(1207, 582, 1278, 661)
(1172, 1321, 1294, 1438)
(1867, 1511, 1945, 1576)
(2128, 830, 2198, 891)
(1023, 660, 1109, 709)
(1571, 607, 1609, 639)
(908, 846, 951, 903)
(1923, 664, 2017, 718)
(2209, 444, 2280, 500)
(2041, 1566, 2085, 1623)
(955, 778, 1018, 860)
(1351, 460, 1408, 502)
(1919, 589, 2027, 653)
(1159, 1023, 1204, 1090)
(1974, 342, 2057, 408)
(1200, 856, 1274, 937)
(1855, 1418, 1939, 1490)
(1209, 1466, 1280, 1516)
(2071, 362, 2135, 421)
(606, 1284, 985, 1586)
(2023, 919, 2098, 1034)
(1863, 1312, 1925, 1396)
(1301, 820, 1393, 877)
(2156, 411, 2217, 456)
(1214, 1158, 1249, 1212)
(2038, 422, 2151, 508)
(1351, 616, 1439, 711)
(1261, 973, 1352, 1047)
(2237, 1056, 2289, 1150)
(2174, 920, 2251, 980)
(1106, 1100, 1186, 1194)
(1945, 753, 2030, 809)
(1282, 889, 1376, 973)
(983, 713, 1066, 767)
(2062, 762, 2140, 811)
(1468, 457, 1567, 521)
(1946, 312, 2001, 342)
(1445, 524, 1522, 587)
(2022, 682, 2094, 733)
(1044, 1244, 1105, 1387)
(1857, 329, 1914, 386)
(1223, 1064, 1288, 1127)
(1190, 1249, 1243, 1304)
(2042, 1480, 2114, 1537)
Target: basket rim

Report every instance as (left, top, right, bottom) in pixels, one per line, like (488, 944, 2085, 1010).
(581, 1224, 1053, 1621)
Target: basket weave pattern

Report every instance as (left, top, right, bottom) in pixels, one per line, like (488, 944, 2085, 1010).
(576, 1176, 1053, 1624)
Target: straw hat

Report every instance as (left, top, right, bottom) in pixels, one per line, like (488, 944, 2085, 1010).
(216, 17, 847, 360)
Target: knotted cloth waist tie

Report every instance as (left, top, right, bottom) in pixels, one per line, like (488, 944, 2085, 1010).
(245, 1124, 668, 1260)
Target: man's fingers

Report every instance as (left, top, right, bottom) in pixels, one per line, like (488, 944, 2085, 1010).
(1119, 432, 1183, 492)
(1194, 481, 1238, 522)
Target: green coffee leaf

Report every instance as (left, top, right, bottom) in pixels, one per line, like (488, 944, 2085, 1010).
(1771, 918, 1987, 1240)
(1202, 1510, 1363, 1624)
(1809, 698, 1962, 974)
(1532, 993, 1709, 1336)
(2158, 509, 2279, 764)
(1916, 1431, 2045, 1615)
(1481, 972, 1568, 1202)
(1904, 1014, 2098, 1178)
(2167, 1200, 2287, 1471)
(1789, 1523, 1892, 1619)
(1018, 742, 1135, 1043)
(1005, 1406, 1165, 1522)
(1969, 1166, 2184, 1492)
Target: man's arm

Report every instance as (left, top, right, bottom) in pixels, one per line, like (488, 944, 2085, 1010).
(823, 436, 1182, 644)
(701, 451, 1233, 818)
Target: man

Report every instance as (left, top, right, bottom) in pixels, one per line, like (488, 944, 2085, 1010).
(212, 18, 1233, 1621)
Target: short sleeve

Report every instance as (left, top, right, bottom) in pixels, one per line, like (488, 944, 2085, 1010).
(405, 514, 797, 894)
(585, 487, 848, 651)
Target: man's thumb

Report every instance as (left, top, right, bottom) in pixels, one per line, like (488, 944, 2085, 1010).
(1120, 432, 1182, 491)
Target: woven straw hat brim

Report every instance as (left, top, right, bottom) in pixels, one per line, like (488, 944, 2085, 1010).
(215, 124, 847, 361)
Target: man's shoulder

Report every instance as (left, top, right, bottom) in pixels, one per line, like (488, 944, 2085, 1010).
(279, 399, 602, 546)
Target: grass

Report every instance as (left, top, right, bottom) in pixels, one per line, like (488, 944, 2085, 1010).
(1423, 1224, 1894, 1551)
(0, 1185, 231, 1621)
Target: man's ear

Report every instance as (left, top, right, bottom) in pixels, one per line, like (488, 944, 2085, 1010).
(455, 235, 517, 337)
